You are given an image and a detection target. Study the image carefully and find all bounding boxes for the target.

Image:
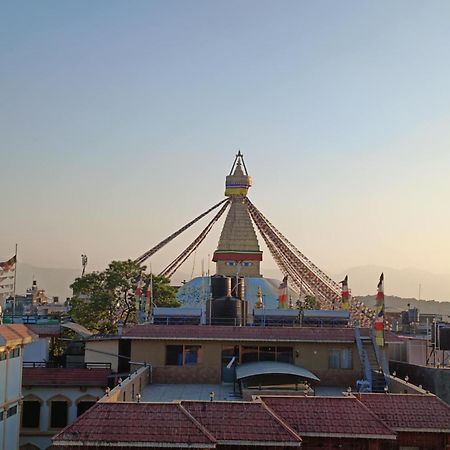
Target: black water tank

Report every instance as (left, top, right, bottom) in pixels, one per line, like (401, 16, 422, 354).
(211, 297, 242, 326)
(439, 327, 450, 350)
(211, 275, 231, 299)
(230, 277, 245, 300)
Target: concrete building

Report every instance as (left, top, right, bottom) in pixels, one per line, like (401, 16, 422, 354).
(0, 324, 36, 450)
(85, 323, 401, 393)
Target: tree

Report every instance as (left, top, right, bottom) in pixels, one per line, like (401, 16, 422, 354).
(297, 295, 320, 310)
(70, 260, 179, 334)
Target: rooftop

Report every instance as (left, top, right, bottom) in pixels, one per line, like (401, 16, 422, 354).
(53, 402, 217, 448)
(0, 324, 37, 349)
(181, 400, 302, 445)
(357, 393, 450, 432)
(260, 395, 396, 440)
(119, 323, 402, 343)
(22, 368, 112, 387)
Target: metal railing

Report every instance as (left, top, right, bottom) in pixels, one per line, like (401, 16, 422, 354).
(23, 361, 111, 369)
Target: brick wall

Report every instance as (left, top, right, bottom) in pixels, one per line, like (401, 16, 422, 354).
(152, 365, 221, 384)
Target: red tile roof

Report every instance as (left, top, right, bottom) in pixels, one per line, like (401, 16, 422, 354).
(122, 324, 359, 343)
(0, 324, 37, 347)
(181, 401, 301, 445)
(120, 324, 402, 344)
(23, 368, 111, 387)
(356, 393, 450, 432)
(260, 396, 396, 439)
(53, 402, 216, 447)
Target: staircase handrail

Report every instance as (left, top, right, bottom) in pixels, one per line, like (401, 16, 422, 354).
(355, 328, 372, 388)
(371, 331, 390, 385)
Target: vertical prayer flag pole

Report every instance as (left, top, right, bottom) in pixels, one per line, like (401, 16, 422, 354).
(340, 275, 350, 310)
(12, 244, 18, 320)
(374, 273, 385, 347)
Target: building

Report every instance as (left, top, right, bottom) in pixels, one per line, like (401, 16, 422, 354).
(19, 367, 111, 450)
(85, 323, 401, 392)
(51, 393, 450, 449)
(0, 324, 37, 450)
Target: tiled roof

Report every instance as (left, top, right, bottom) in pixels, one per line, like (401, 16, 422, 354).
(356, 393, 450, 432)
(26, 323, 61, 337)
(0, 324, 37, 348)
(120, 324, 402, 344)
(260, 396, 396, 439)
(181, 401, 301, 445)
(122, 324, 358, 342)
(23, 368, 111, 387)
(53, 402, 216, 447)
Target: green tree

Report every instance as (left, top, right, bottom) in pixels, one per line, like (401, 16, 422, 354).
(70, 260, 179, 334)
(297, 295, 320, 310)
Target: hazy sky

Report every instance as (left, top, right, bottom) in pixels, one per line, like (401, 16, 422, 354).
(2, 1, 450, 279)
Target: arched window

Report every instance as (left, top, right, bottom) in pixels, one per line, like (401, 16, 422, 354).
(21, 395, 43, 429)
(46, 395, 72, 429)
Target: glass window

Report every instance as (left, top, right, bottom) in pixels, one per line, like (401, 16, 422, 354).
(7, 405, 18, 418)
(22, 401, 40, 428)
(276, 347, 293, 363)
(0, 351, 6, 361)
(165, 345, 184, 366)
(50, 401, 68, 428)
(241, 346, 259, 363)
(341, 349, 352, 369)
(329, 350, 341, 369)
(10, 347, 20, 358)
(259, 346, 276, 361)
(184, 346, 201, 365)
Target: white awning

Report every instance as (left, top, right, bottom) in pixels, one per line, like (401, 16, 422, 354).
(236, 361, 320, 382)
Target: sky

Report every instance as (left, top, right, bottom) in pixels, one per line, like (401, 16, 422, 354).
(1, 0, 450, 283)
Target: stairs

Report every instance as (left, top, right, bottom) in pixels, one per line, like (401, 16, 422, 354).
(362, 340, 387, 393)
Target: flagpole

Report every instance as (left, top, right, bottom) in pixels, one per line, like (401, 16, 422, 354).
(12, 243, 17, 320)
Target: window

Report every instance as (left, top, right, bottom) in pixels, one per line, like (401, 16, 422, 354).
(184, 346, 201, 365)
(10, 347, 20, 358)
(77, 401, 95, 417)
(50, 401, 68, 428)
(166, 345, 183, 366)
(277, 347, 294, 363)
(165, 345, 202, 366)
(241, 346, 259, 363)
(241, 346, 293, 364)
(259, 346, 276, 361)
(7, 405, 18, 417)
(0, 351, 6, 361)
(329, 349, 352, 369)
(22, 401, 40, 428)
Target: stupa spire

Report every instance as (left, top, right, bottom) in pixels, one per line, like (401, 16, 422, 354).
(213, 153, 262, 277)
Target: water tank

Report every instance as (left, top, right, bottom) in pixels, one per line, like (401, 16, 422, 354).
(439, 327, 450, 350)
(211, 276, 231, 299)
(210, 297, 243, 326)
(230, 277, 245, 300)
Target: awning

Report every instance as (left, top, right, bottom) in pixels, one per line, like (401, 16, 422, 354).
(236, 361, 320, 382)
(61, 322, 93, 338)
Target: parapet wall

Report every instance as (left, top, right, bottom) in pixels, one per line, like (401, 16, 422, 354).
(390, 360, 450, 404)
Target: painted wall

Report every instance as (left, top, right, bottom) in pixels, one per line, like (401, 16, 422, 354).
(20, 386, 105, 450)
(84, 339, 119, 371)
(130, 339, 362, 386)
(23, 338, 50, 363)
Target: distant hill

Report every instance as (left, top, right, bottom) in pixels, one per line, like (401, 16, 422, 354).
(334, 265, 450, 302)
(357, 294, 450, 318)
